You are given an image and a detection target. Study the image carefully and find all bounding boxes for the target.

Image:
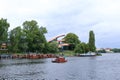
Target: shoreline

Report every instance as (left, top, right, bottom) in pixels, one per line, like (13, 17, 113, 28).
(0, 53, 56, 59)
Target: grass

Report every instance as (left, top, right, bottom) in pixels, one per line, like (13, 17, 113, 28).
(58, 50, 75, 57)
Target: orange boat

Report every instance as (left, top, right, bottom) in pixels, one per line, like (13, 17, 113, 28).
(52, 57, 67, 63)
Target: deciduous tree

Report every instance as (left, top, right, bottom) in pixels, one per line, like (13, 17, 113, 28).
(0, 18, 9, 43)
(9, 26, 22, 52)
(23, 20, 47, 52)
(64, 33, 80, 50)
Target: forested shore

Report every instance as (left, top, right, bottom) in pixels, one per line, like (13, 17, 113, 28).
(0, 18, 96, 54)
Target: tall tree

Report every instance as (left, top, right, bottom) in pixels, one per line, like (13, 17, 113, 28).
(9, 26, 23, 52)
(23, 20, 47, 53)
(0, 18, 10, 43)
(64, 33, 80, 50)
(88, 30, 96, 52)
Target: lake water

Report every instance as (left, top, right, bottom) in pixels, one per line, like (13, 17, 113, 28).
(0, 53, 120, 80)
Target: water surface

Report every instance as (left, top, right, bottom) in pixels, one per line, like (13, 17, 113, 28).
(0, 53, 120, 80)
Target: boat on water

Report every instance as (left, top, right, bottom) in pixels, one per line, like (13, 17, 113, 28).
(78, 52, 96, 57)
(52, 57, 67, 63)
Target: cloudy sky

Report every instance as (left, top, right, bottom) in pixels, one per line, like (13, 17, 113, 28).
(0, 0, 120, 48)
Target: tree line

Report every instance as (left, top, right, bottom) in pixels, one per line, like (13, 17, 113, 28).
(65, 31, 96, 54)
(0, 18, 96, 54)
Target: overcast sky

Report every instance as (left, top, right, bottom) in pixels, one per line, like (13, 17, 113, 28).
(0, 0, 120, 48)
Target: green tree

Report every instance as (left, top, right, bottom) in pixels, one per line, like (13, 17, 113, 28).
(0, 18, 9, 45)
(85, 43, 89, 53)
(74, 43, 83, 53)
(23, 20, 47, 53)
(9, 26, 23, 53)
(18, 29, 28, 53)
(48, 41, 59, 53)
(111, 48, 120, 53)
(74, 42, 89, 53)
(64, 33, 80, 50)
(88, 30, 96, 52)
(42, 42, 49, 54)
(39, 26, 47, 34)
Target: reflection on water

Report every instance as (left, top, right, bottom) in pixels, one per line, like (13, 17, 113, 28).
(0, 53, 120, 80)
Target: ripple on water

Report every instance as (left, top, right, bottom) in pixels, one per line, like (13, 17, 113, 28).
(0, 54, 120, 80)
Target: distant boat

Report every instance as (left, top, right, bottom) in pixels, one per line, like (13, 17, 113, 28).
(52, 57, 67, 63)
(78, 52, 96, 57)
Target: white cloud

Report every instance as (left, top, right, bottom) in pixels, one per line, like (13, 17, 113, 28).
(0, 0, 120, 48)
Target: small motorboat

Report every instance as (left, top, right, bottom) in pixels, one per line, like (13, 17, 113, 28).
(52, 57, 67, 63)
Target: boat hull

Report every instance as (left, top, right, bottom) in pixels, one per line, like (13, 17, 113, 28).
(79, 55, 96, 57)
(78, 52, 96, 57)
(52, 60, 67, 63)
(52, 57, 67, 63)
